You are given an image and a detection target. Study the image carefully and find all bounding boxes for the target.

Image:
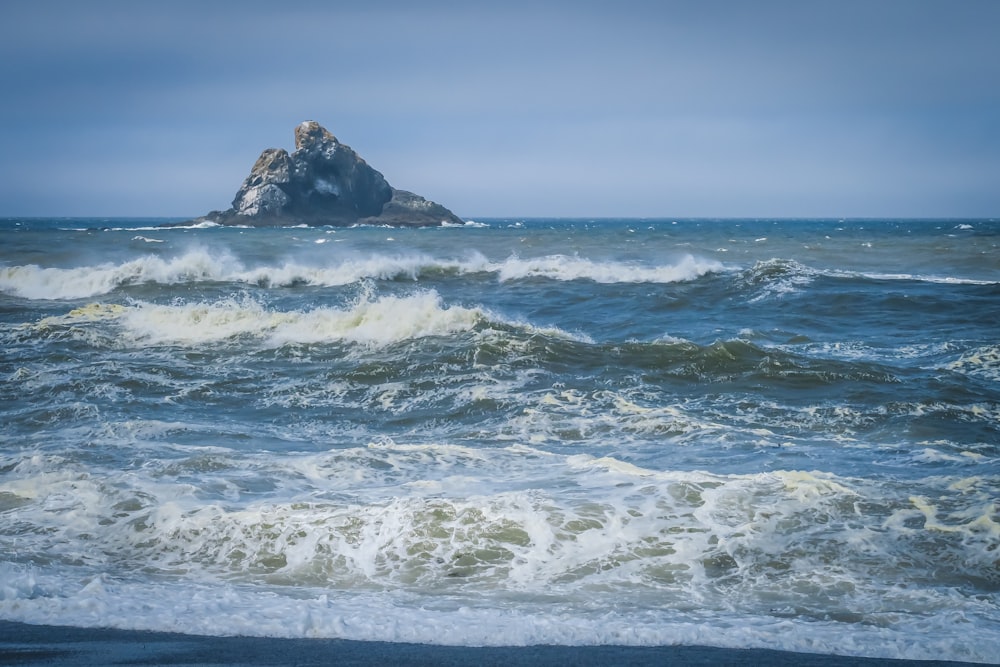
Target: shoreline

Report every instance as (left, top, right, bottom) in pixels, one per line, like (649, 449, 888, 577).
(0, 621, 986, 666)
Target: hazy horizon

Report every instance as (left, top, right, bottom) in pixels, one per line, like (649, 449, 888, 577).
(2, 1, 998, 219)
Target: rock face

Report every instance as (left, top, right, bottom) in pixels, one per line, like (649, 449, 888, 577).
(199, 121, 462, 227)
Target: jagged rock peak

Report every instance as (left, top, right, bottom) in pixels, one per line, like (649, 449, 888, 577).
(295, 120, 337, 150)
(192, 121, 463, 228)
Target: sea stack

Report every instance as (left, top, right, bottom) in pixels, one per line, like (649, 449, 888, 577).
(196, 121, 462, 227)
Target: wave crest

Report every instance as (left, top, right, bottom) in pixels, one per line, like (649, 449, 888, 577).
(736, 259, 817, 301)
(0, 250, 721, 300)
(122, 291, 485, 348)
(495, 253, 721, 283)
(0, 250, 242, 300)
(27, 290, 588, 349)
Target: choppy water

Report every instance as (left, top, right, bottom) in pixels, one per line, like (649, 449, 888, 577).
(1, 217, 998, 662)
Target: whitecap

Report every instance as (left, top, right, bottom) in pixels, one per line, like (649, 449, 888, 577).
(31, 290, 587, 349)
(1, 249, 728, 300)
(0, 249, 244, 299)
(494, 254, 721, 284)
(115, 291, 482, 348)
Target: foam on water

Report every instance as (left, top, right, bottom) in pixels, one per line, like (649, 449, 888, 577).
(0, 443, 997, 661)
(21, 289, 588, 349)
(121, 291, 482, 348)
(511, 389, 730, 446)
(946, 344, 1000, 382)
(494, 253, 722, 283)
(734, 258, 1000, 305)
(737, 259, 818, 301)
(0, 249, 721, 300)
(0, 249, 485, 300)
(6, 444, 997, 599)
(0, 249, 241, 299)
(3, 218, 998, 662)
(1, 564, 993, 661)
(856, 272, 998, 286)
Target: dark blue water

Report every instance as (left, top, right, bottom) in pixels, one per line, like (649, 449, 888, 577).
(1, 218, 998, 661)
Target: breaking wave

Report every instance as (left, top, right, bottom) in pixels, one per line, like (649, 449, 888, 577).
(494, 254, 722, 283)
(0, 445, 996, 661)
(0, 249, 721, 300)
(26, 290, 586, 349)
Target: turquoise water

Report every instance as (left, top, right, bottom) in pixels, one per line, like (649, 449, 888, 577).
(1, 218, 998, 661)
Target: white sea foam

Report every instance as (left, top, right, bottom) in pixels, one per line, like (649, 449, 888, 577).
(853, 271, 997, 286)
(788, 340, 958, 364)
(513, 389, 728, 445)
(0, 249, 482, 299)
(31, 290, 584, 349)
(158, 220, 221, 230)
(0, 249, 244, 299)
(945, 344, 1000, 382)
(494, 253, 721, 283)
(0, 448, 997, 662)
(101, 221, 227, 231)
(121, 291, 485, 347)
(2, 564, 993, 662)
(739, 259, 817, 301)
(0, 249, 723, 300)
(735, 259, 998, 304)
(441, 219, 489, 228)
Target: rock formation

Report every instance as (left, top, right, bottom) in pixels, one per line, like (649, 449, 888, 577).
(195, 121, 462, 227)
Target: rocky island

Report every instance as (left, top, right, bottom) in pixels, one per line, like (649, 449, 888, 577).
(190, 121, 462, 227)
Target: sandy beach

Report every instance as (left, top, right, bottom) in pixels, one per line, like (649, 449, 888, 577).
(0, 621, 987, 666)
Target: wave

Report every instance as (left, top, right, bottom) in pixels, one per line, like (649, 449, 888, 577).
(109, 220, 225, 231)
(945, 344, 1000, 382)
(0, 250, 721, 300)
(855, 271, 998, 286)
(441, 219, 490, 228)
(0, 249, 244, 300)
(0, 447, 996, 661)
(121, 292, 483, 348)
(734, 258, 836, 302)
(733, 258, 999, 303)
(507, 336, 903, 389)
(0, 249, 478, 300)
(494, 254, 722, 283)
(27, 290, 585, 349)
(4, 565, 994, 661)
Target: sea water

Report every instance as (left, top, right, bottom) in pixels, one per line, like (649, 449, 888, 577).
(0, 218, 997, 662)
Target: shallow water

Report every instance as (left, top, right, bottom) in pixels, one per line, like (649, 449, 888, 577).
(1, 218, 998, 661)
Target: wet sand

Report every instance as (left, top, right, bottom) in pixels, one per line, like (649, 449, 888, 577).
(0, 621, 985, 666)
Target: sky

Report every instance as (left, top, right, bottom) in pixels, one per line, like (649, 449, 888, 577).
(1, 0, 998, 219)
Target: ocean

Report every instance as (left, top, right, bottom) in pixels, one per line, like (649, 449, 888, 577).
(1, 217, 997, 663)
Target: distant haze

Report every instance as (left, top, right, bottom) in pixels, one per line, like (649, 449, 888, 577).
(2, 0, 998, 218)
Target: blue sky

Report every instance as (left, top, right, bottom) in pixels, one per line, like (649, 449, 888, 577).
(2, 0, 998, 218)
